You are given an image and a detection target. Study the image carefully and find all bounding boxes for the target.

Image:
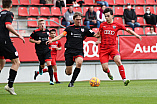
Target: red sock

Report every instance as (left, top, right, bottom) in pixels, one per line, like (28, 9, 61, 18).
(37, 68, 48, 74)
(118, 65, 126, 79)
(104, 68, 110, 73)
(43, 68, 48, 73)
(53, 72, 58, 82)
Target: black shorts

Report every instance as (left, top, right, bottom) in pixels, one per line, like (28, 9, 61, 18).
(0, 42, 18, 60)
(64, 49, 84, 66)
(36, 50, 52, 65)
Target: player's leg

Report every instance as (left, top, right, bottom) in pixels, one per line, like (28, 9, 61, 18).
(0, 56, 6, 73)
(113, 54, 130, 86)
(34, 64, 47, 80)
(99, 50, 113, 80)
(46, 60, 54, 85)
(68, 56, 83, 87)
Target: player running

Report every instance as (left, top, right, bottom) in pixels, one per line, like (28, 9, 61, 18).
(47, 12, 99, 87)
(96, 8, 141, 86)
(34, 29, 62, 84)
(0, 0, 25, 95)
(29, 19, 54, 85)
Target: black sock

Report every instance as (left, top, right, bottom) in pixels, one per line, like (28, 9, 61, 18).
(48, 65, 53, 82)
(8, 69, 17, 88)
(39, 65, 43, 71)
(0, 70, 1, 73)
(70, 68, 80, 83)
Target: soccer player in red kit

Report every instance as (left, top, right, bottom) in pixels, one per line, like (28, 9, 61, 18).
(34, 29, 62, 83)
(97, 8, 141, 86)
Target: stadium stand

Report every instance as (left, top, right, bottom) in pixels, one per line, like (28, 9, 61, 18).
(49, 17, 60, 27)
(40, 7, 51, 16)
(156, 7, 157, 15)
(62, 7, 69, 16)
(135, 6, 144, 15)
(94, 7, 101, 12)
(134, 27, 144, 35)
(29, 7, 40, 16)
(125, 0, 135, 5)
(115, 0, 125, 5)
(136, 0, 146, 5)
(145, 27, 151, 34)
(59, 28, 65, 34)
(18, 7, 29, 16)
(114, 17, 123, 24)
(84, 0, 95, 5)
(146, 6, 155, 14)
(20, 0, 30, 5)
(92, 28, 99, 33)
(31, 0, 43, 5)
(51, 7, 62, 16)
(105, 0, 115, 5)
(27, 18, 38, 27)
(117, 30, 123, 35)
(114, 7, 124, 15)
(73, 7, 82, 13)
(12, 0, 19, 5)
(83, 7, 89, 16)
(123, 27, 132, 35)
(145, 0, 156, 5)
(137, 17, 145, 26)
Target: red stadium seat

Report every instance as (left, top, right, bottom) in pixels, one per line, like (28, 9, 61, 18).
(146, 0, 156, 5)
(39, 17, 49, 26)
(114, 17, 123, 24)
(29, 7, 40, 16)
(20, 0, 30, 5)
(94, 7, 101, 12)
(48, 28, 58, 36)
(114, 7, 123, 15)
(134, 27, 144, 35)
(27, 18, 38, 27)
(156, 28, 157, 34)
(115, 0, 125, 5)
(51, 7, 62, 16)
(124, 27, 132, 35)
(125, 0, 135, 5)
(145, 27, 150, 34)
(136, 0, 146, 5)
(146, 6, 155, 14)
(12, 0, 19, 5)
(59, 28, 65, 34)
(49, 18, 60, 27)
(117, 30, 123, 35)
(105, 0, 115, 5)
(84, 0, 95, 5)
(31, 0, 43, 5)
(83, 7, 89, 16)
(137, 17, 145, 26)
(40, 7, 51, 16)
(73, 7, 82, 13)
(92, 28, 99, 33)
(18, 7, 29, 16)
(62, 7, 69, 16)
(135, 6, 144, 15)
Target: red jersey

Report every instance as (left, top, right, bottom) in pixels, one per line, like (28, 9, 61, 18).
(99, 22, 126, 49)
(49, 40, 62, 55)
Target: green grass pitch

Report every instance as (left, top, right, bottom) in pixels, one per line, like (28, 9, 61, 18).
(0, 80, 157, 104)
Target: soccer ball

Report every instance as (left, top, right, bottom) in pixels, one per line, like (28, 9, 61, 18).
(89, 77, 100, 87)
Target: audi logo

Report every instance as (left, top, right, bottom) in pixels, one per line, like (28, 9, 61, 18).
(83, 41, 99, 57)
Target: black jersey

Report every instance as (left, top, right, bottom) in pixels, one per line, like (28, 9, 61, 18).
(0, 10, 14, 44)
(64, 25, 95, 50)
(30, 28, 50, 53)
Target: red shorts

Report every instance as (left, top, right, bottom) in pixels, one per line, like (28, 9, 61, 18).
(99, 48, 120, 64)
(0, 56, 5, 59)
(51, 55, 57, 66)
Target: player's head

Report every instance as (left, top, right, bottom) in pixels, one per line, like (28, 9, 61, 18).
(103, 8, 113, 23)
(2, 0, 12, 9)
(73, 12, 82, 26)
(38, 19, 45, 31)
(50, 29, 56, 38)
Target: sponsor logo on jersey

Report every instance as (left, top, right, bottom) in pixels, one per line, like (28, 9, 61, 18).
(104, 30, 115, 35)
(81, 28, 84, 32)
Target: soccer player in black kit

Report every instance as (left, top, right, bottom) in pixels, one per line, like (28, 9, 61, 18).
(29, 19, 54, 85)
(48, 12, 99, 87)
(0, 0, 25, 95)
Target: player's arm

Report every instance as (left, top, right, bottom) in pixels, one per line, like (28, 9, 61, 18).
(56, 47, 62, 51)
(125, 28, 142, 40)
(95, 36, 101, 46)
(48, 31, 66, 44)
(6, 24, 25, 43)
(29, 38, 41, 44)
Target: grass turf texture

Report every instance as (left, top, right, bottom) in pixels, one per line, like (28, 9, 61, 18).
(0, 80, 157, 104)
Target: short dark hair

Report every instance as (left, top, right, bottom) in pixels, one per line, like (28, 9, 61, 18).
(2, 0, 12, 8)
(103, 8, 113, 15)
(73, 12, 83, 19)
(50, 29, 56, 33)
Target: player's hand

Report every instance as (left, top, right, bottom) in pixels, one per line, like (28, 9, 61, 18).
(36, 40, 41, 44)
(95, 41, 100, 46)
(136, 35, 142, 41)
(94, 31, 100, 38)
(19, 35, 25, 43)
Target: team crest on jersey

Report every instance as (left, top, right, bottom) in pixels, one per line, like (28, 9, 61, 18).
(113, 26, 116, 29)
(56, 41, 58, 44)
(81, 28, 84, 32)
